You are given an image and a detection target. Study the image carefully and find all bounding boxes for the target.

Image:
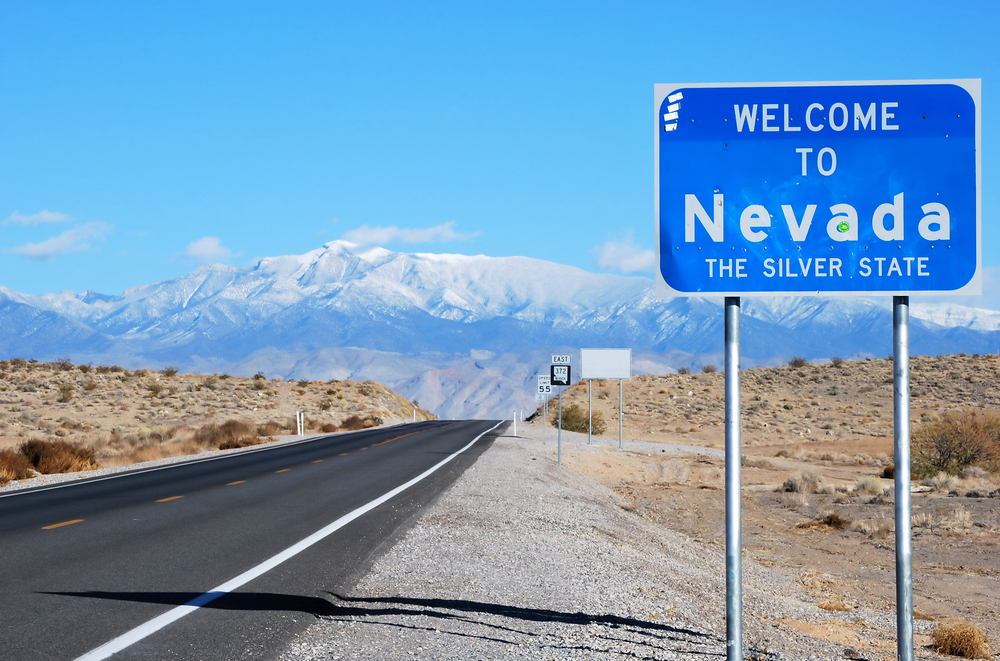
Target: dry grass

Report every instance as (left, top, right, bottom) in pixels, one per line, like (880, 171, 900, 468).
(912, 511, 939, 529)
(925, 471, 962, 493)
(853, 475, 887, 496)
(0, 449, 37, 485)
(18, 439, 98, 474)
(931, 618, 991, 658)
(782, 473, 833, 494)
(780, 492, 809, 510)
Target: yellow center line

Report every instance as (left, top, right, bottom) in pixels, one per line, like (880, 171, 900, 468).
(359, 447, 368, 451)
(156, 496, 183, 503)
(312, 460, 323, 463)
(276, 469, 290, 473)
(373, 422, 458, 447)
(227, 480, 246, 485)
(339, 452, 349, 456)
(42, 519, 83, 530)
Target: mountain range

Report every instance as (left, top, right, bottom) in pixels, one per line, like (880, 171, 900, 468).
(2, 240, 998, 418)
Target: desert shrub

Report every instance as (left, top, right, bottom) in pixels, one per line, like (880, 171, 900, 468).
(830, 356, 844, 367)
(913, 410, 1000, 478)
(55, 358, 74, 371)
(924, 471, 961, 493)
(788, 356, 809, 368)
(147, 382, 165, 398)
(931, 618, 991, 658)
(677, 367, 690, 375)
(57, 383, 74, 403)
(318, 400, 333, 411)
(911, 512, 938, 529)
(297, 379, 310, 387)
(253, 371, 265, 380)
(320, 423, 339, 433)
(0, 449, 36, 485)
(853, 475, 887, 496)
(550, 404, 606, 434)
(780, 492, 808, 509)
(257, 421, 286, 436)
(782, 472, 827, 494)
(338, 414, 382, 431)
(882, 464, 895, 479)
(959, 466, 991, 480)
(700, 364, 717, 374)
(252, 379, 266, 391)
(78, 364, 92, 373)
(160, 366, 179, 377)
(193, 420, 260, 450)
(83, 380, 98, 391)
(17, 439, 98, 474)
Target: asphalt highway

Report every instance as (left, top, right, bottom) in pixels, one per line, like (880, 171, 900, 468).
(0, 419, 506, 660)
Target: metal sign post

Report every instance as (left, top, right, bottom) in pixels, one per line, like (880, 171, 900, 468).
(580, 349, 632, 449)
(618, 379, 623, 450)
(724, 297, 742, 660)
(550, 359, 571, 465)
(588, 379, 592, 445)
(894, 296, 914, 661)
(654, 80, 980, 658)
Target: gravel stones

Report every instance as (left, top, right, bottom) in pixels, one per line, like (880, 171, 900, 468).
(280, 428, 870, 660)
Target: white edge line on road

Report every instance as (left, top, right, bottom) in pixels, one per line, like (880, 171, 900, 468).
(0, 422, 438, 500)
(72, 421, 504, 661)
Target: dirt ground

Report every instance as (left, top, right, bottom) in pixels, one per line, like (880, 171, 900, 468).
(529, 354, 1000, 656)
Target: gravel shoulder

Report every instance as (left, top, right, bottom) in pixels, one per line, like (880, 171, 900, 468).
(278, 427, 907, 661)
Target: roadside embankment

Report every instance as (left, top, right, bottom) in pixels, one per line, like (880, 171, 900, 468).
(280, 426, 903, 660)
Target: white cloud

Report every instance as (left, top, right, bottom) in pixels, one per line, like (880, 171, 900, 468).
(341, 221, 476, 245)
(183, 237, 233, 263)
(594, 232, 657, 275)
(12, 222, 111, 261)
(4, 210, 71, 225)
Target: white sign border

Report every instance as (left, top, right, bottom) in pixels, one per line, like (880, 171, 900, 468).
(653, 79, 982, 298)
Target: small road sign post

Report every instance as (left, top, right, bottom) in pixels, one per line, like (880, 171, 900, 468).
(550, 356, 572, 465)
(656, 80, 980, 661)
(537, 375, 551, 431)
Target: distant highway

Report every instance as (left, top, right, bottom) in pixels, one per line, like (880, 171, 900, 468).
(0, 420, 506, 660)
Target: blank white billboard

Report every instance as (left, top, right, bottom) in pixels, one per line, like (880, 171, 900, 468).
(580, 348, 632, 380)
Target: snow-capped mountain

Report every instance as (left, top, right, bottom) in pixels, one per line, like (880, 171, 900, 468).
(1, 240, 998, 418)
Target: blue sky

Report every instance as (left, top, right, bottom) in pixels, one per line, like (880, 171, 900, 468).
(1, 0, 997, 304)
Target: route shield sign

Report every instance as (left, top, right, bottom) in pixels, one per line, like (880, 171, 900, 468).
(550, 365, 571, 387)
(654, 80, 981, 296)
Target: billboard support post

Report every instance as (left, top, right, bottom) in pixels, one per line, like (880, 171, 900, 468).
(724, 297, 742, 661)
(618, 380, 623, 450)
(588, 380, 593, 445)
(894, 296, 914, 661)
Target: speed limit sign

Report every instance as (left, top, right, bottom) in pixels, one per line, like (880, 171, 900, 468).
(536, 374, 552, 395)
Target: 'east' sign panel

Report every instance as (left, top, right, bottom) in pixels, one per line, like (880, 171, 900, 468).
(655, 80, 981, 296)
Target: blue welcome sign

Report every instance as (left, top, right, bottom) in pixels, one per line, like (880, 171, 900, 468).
(654, 80, 981, 296)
